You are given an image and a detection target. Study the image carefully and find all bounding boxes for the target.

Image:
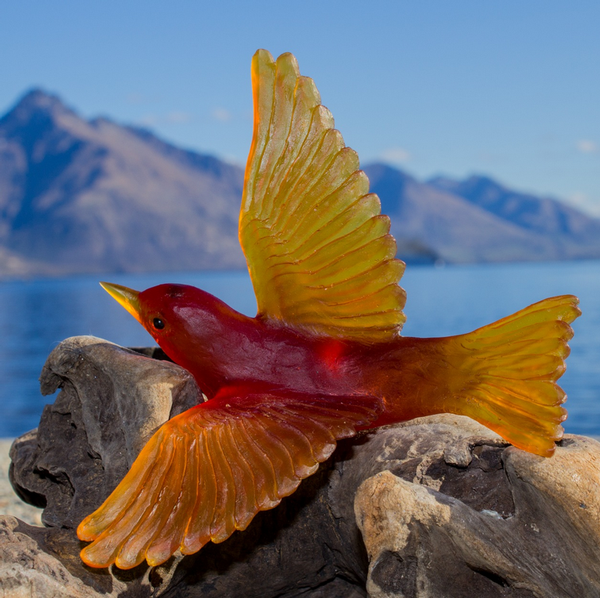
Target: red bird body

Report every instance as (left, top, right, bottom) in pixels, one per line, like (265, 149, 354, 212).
(139, 283, 578, 446)
(135, 284, 461, 423)
(77, 51, 580, 570)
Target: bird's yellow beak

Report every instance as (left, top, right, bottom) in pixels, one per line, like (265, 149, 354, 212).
(100, 282, 142, 324)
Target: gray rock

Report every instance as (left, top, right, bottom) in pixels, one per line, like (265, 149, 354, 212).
(4, 336, 600, 597)
(0, 439, 42, 526)
(355, 430, 600, 598)
(0, 515, 129, 598)
(10, 336, 200, 531)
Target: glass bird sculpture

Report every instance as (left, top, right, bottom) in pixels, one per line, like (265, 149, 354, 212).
(77, 50, 581, 569)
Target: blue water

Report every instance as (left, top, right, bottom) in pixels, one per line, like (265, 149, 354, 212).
(0, 260, 598, 438)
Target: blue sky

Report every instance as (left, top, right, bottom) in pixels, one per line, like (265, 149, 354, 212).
(2, 1, 599, 214)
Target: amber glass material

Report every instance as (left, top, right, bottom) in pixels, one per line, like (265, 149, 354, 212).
(77, 50, 581, 569)
(79, 392, 380, 569)
(240, 50, 406, 342)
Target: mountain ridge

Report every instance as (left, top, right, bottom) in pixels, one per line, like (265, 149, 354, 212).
(1, 88, 599, 279)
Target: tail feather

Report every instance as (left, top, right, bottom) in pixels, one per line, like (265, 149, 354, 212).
(455, 295, 580, 457)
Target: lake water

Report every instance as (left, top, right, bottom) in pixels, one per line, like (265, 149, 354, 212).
(0, 260, 598, 439)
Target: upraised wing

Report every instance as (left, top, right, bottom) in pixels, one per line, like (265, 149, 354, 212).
(77, 389, 381, 569)
(240, 50, 406, 342)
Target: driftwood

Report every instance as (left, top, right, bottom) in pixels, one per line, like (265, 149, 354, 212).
(2, 336, 600, 597)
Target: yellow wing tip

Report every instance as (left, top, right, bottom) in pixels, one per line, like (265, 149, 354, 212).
(243, 48, 407, 340)
(562, 295, 582, 325)
(253, 48, 274, 64)
(76, 518, 97, 542)
(509, 417, 565, 457)
(456, 294, 581, 458)
(80, 544, 115, 569)
(253, 48, 299, 67)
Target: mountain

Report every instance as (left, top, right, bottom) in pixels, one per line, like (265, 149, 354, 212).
(0, 89, 246, 278)
(428, 174, 600, 259)
(1, 89, 599, 279)
(365, 165, 600, 263)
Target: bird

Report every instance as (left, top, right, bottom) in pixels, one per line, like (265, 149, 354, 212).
(76, 49, 581, 570)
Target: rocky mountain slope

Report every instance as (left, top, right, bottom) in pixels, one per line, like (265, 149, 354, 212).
(0, 90, 245, 277)
(429, 174, 600, 260)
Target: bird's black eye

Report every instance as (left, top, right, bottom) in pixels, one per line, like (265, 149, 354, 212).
(153, 318, 165, 330)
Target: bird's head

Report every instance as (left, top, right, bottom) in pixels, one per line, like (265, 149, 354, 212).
(99, 281, 243, 362)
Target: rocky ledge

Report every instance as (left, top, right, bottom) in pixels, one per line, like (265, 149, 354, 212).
(1, 336, 600, 597)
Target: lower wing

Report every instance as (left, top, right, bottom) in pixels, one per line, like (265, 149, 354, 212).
(77, 388, 381, 569)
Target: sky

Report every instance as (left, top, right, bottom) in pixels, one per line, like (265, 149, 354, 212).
(1, 1, 599, 215)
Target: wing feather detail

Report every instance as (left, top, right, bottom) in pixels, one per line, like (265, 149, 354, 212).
(77, 391, 381, 569)
(240, 50, 406, 341)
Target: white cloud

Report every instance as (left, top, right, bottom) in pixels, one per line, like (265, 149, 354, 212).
(222, 154, 244, 167)
(576, 139, 598, 154)
(137, 114, 160, 126)
(126, 92, 146, 105)
(566, 192, 600, 217)
(136, 112, 192, 127)
(212, 107, 232, 122)
(475, 150, 506, 164)
(379, 147, 411, 165)
(166, 111, 192, 124)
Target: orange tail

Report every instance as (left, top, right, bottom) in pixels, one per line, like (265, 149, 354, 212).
(446, 295, 581, 457)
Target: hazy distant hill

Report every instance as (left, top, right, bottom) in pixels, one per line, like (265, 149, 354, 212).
(0, 89, 246, 278)
(365, 165, 600, 263)
(428, 174, 600, 258)
(1, 89, 599, 279)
